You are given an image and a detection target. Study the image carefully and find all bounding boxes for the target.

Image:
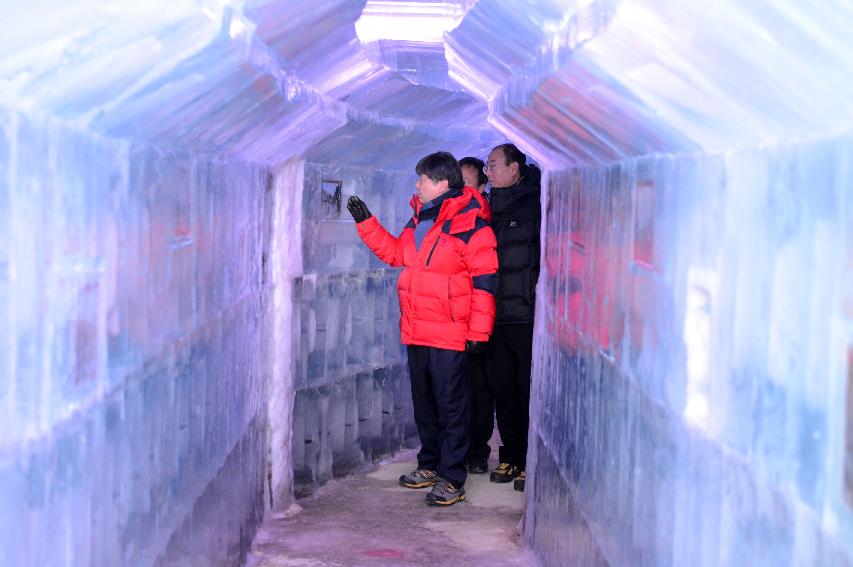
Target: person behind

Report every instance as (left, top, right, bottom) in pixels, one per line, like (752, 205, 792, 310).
(458, 155, 494, 475)
(483, 143, 541, 492)
(460, 156, 488, 196)
(346, 151, 498, 506)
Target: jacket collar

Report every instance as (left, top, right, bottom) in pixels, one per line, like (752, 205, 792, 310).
(409, 187, 463, 220)
(408, 186, 493, 226)
(491, 165, 541, 214)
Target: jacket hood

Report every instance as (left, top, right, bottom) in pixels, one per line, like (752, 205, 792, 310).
(464, 185, 492, 222)
(491, 165, 541, 214)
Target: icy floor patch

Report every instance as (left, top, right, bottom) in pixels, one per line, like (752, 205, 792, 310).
(248, 448, 534, 567)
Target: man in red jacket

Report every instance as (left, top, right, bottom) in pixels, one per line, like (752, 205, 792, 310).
(346, 151, 498, 506)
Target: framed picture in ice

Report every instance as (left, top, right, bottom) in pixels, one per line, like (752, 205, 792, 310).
(320, 179, 342, 219)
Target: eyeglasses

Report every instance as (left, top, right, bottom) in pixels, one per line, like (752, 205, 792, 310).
(483, 162, 502, 173)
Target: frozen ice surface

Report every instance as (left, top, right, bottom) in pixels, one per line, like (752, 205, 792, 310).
(291, 162, 418, 496)
(0, 110, 270, 565)
(531, 141, 852, 565)
(2, 1, 852, 566)
(247, 448, 538, 567)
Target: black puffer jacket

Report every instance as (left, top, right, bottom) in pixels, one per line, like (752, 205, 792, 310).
(490, 165, 541, 325)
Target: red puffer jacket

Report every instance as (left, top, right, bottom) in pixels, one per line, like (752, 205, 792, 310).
(356, 187, 498, 352)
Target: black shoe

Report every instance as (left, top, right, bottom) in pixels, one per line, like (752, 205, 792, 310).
(490, 463, 518, 483)
(425, 479, 466, 506)
(513, 470, 526, 492)
(467, 458, 488, 474)
(399, 468, 438, 489)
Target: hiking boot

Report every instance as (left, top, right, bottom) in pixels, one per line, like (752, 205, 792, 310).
(467, 458, 488, 474)
(513, 470, 526, 492)
(399, 468, 438, 489)
(425, 479, 466, 506)
(490, 463, 518, 483)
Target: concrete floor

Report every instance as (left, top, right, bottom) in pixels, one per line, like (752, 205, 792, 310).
(247, 449, 535, 567)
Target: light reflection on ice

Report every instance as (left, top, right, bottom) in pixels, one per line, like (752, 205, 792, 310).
(682, 267, 717, 432)
(356, 1, 468, 43)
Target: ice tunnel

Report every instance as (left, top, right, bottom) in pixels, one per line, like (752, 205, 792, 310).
(1, 0, 852, 565)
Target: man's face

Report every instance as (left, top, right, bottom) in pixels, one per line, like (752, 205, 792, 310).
(486, 149, 520, 188)
(415, 174, 449, 204)
(461, 165, 482, 192)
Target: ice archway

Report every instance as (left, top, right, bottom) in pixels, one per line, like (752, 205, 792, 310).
(1, 1, 852, 565)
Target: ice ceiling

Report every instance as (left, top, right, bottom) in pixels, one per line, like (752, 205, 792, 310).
(2, 0, 852, 169)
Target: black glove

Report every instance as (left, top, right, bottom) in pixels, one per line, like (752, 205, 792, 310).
(465, 340, 487, 354)
(347, 196, 372, 223)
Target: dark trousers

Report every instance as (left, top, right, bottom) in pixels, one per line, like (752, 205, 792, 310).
(467, 351, 494, 461)
(485, 323, 533, 470)
(407, 345, 470, 487)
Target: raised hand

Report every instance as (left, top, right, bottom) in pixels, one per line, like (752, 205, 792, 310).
(347, 196, 372, 223)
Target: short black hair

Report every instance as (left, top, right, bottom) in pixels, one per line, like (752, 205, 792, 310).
(459, 156, 488, 187)
(415, 151, 463, 191)
(493, 143, 528, 174)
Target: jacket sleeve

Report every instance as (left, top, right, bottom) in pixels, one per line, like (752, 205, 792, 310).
(356, 216, 405, 267)
(462, 224, 498, 342)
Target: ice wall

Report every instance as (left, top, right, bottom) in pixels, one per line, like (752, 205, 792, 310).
(529, 141, 853, 565)
(290, 163, 418, 495)
(0, 2, 303, 561)
(0, 110, 270, 565)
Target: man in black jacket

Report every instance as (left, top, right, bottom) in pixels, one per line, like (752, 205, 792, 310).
(483, 143, 540, 492)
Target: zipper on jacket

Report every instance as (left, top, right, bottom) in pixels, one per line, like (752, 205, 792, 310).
(425, 236, 440, 267)
(448, 278, 455, 321)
